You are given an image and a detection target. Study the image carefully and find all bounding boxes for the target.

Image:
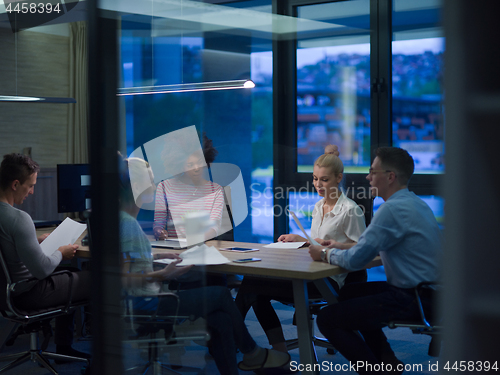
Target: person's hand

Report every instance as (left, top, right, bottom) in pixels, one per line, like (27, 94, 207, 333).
(308, 245, 324, 261)
(37, 233, 50, 244)
(58, 244, 79, 260)
(155, 252, 181, 261)
(159, 259, 193, 280)
(317, 239, 333, 247)
(277, 234, 301, 242)
(317, 239, 343, 248)
(154, 227, 169, 240)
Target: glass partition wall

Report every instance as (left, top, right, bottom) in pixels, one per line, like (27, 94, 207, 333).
(0, 0, 443, 372)
(88, 1, 280, 373)
(88, 0, 444, 372)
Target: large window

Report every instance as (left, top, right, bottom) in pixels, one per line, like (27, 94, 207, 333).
(392, 0, 444, 173)
(296, 0, 371, 173)
(274, 0, 444, 239)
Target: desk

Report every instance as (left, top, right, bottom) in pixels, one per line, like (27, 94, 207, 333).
(36, 229, 382, 374)
(155, 240, 382, 375)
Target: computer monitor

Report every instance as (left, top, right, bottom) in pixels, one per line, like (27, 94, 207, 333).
(57, 164, 91, 213)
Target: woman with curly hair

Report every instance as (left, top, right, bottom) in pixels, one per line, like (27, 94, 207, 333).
(153, 133, 224, 242)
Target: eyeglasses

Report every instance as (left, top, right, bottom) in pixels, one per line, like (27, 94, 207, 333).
(368, 168, 393, 175)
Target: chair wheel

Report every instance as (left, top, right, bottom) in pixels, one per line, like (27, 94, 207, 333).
(327, 348, 337, 355)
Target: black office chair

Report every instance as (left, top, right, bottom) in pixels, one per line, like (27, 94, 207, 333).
(0, 246, 89, 374)
(123, 293, 210, 375)
(387, 282, 442, 357)
(284, 190, 373, 354)
(211, 186, 235, 242)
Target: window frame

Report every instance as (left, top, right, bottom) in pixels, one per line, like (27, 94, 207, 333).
(272, 0, 443, 240)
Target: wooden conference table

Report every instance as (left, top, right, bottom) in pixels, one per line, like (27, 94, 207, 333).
(37, 229, 382, 374)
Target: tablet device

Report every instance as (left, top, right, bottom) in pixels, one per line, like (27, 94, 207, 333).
(220, 247, 259, 252)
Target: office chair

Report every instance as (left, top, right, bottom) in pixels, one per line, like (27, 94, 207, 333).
(123, 293, 210, 375)
(212, 186, 235, 242)
(0, 246, 89, 374)
(284, 189, 373, 355)
(387, 281, 442, 357)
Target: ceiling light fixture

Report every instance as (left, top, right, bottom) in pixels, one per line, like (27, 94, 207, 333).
(0, 95, 77, 103)
(117, 79, 255, 96)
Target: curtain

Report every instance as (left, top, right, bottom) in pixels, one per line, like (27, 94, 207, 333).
(67, 21, 88, 163)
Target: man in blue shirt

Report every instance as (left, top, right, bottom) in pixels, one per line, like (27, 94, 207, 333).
(309, 147, 441, 375)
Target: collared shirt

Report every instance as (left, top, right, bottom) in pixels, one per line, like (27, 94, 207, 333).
(328, 188, 442, 289)
(311, 193, 366, 244)
(311, 193, 366, 288)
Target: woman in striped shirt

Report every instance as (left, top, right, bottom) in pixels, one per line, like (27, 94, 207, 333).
(153, 135, 224, 241)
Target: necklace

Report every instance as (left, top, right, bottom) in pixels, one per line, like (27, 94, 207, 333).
(192, 187, 198, 196)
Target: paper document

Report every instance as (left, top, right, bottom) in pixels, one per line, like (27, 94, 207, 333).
(154, 244, 231, 266)
(264, 242, 306, 249)
(40, 217, 87, 256)
(288, 210, 320, 246)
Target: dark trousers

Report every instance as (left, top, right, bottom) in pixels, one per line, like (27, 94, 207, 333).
(235, 271, 367, 345)
(13, 270, 91, 346)
(316, 281, 433, 375)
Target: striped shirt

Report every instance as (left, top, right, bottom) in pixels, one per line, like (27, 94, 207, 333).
(153, 178, 224, 238)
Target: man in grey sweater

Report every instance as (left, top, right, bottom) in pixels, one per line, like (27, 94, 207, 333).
(0, 153, 90, 361)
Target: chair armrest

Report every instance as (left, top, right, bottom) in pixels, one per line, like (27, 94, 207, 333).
(153, 292, 180, 319)
(124, 292, 188, 321)
(8, 270, 77, 319)
(414, 281, 439, 328)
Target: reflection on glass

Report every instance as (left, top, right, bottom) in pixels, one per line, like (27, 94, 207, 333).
(296, 0, 371, 173)
(120, 5, 273, 243)
(392, 0, 445, 173)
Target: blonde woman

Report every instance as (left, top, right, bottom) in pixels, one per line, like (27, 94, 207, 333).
(235, 145, 366, 353)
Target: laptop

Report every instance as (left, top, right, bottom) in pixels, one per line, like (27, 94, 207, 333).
(150, 238, 188, 249)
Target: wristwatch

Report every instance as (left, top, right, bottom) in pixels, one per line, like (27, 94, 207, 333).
(320, 248, 327, 262)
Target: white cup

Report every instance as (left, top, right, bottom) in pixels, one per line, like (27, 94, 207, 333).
(184, 211, 215, 246)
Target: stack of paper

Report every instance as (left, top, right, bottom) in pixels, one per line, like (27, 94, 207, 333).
(264, 242, 306, 249)
(154, 244, 231, 266)
(40, 218, 87, 256)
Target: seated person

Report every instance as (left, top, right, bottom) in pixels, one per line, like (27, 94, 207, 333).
(235, 145, 366, 353)
(0, 153, 90, 361)
(153, 134, 223, 242)
(309, 147, 442, 374)
(153, 134, 227, 289)
(119, 156, 290, 375)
